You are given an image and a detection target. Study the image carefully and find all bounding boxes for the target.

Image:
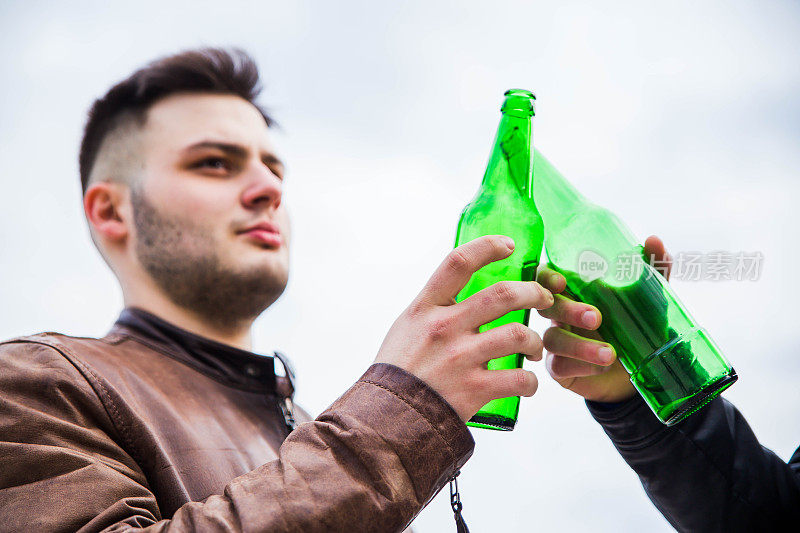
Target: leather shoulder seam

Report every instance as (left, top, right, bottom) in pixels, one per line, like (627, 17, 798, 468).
(0, 337, 133, 453)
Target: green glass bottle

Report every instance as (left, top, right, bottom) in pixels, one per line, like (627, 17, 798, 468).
(454, 89, 544, 431)
(532, 150, 737, 425)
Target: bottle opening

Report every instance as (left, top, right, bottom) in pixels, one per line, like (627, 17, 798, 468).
(501, 88, 536, 117)
(504, 88, 535, 99)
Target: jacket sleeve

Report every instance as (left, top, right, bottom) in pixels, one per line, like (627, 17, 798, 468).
(587, 394, 800, 532)
(0, 341, 474, 533)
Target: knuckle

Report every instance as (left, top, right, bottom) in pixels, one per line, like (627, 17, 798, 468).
(513, 370, 537, 396)
(493, 281, 517, 304)
(492, 235, 512, 253)
(508, 323, 528, 344)
(424, 315, 456, 342)
(442, 344, 463, 365)
(446, 249, 470, 274)
(477, 292, 495, 310)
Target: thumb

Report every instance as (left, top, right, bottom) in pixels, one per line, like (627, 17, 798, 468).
(644, 235, 672, 281)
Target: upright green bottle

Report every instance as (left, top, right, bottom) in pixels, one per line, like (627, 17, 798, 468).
(532, 151, 737, 425)
(454, 89, 544, 431)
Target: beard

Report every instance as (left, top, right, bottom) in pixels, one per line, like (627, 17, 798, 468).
(130, 187, 288, 331)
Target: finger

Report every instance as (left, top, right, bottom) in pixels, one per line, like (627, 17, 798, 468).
(469, 323, 543, 363)
(418, 235, 515, 307)
(480, 368, 539, 400)
(542, 327, 615, 366)
(555, 319, 607, 342)
(457, 280, 553, 329)
(538, 294, 601, 330)
(536, 267, 566, 294)
(546, 352, 610, 380)
(644, 235, 673, 281)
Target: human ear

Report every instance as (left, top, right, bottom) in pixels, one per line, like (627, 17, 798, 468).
(84, 182, 129, 243)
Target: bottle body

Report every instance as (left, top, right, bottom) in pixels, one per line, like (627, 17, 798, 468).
(534, 151, 736, 425)
(454, 89, 544, 431)
(455, 197, 541, 430)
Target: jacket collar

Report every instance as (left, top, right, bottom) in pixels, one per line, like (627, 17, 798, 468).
(110, 307, 280, 394)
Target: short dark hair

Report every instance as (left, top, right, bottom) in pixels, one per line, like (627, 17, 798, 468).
(79, 47, 273, 194)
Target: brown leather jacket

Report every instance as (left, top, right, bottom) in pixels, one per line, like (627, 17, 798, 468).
(0, 310, 474, 532)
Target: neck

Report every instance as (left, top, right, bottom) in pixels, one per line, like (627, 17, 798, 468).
(482, 113, 533, 197)
(532, 149, 587, 224)
(122, 278, 255, 351)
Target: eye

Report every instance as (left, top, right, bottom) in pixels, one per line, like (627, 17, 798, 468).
(196, 157, 230, 170)
(267, 164, 285, 181)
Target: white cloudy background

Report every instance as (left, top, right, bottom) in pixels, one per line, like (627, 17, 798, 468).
(2, 1, 799, 531)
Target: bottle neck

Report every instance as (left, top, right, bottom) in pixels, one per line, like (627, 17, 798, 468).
(532, 149, 588, 222)
(481, 113, 533, 198)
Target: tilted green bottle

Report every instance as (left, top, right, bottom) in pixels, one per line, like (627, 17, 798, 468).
(454, 89, 544, 431)
(532, 151, 737, 425)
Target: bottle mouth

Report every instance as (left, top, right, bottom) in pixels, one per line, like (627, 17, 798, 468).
(501, 88, 536, 117)
(504, 88, 536, 99)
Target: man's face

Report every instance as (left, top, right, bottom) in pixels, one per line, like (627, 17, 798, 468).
(130, 93, 290, 327)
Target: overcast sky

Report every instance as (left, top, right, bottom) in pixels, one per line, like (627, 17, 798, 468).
(2, 1, 799, 531)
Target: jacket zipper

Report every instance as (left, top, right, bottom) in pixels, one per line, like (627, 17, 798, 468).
(279, 395, 296, 435)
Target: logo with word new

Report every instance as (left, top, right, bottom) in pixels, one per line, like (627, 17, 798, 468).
(577, 250, 608, 282)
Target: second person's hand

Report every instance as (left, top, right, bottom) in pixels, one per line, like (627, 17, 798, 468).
(536, 235, 673, 403)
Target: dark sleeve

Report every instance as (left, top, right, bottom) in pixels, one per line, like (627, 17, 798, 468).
(587, 394, 800, 532)
(0, 341, 473, 533)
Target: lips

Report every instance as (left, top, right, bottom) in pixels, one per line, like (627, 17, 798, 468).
(238, 222, 282, 247)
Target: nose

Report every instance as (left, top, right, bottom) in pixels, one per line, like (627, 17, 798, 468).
(240, 162, 282, 210)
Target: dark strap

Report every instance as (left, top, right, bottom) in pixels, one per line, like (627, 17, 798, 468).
(450, 470, 470, 533)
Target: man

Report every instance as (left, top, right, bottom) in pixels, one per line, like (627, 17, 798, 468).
(535, 237, 800, 531)
(0, 48, 556, 531)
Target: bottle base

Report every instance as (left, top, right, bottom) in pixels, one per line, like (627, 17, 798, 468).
(467, 413, 516, 431)
(630, 327, 738, 426)
(661, 369, 738, 426)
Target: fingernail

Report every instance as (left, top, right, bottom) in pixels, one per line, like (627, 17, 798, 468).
(598, 346, 614, 364)
(581, 310, 598, 328)
(504, 237, 515, 250)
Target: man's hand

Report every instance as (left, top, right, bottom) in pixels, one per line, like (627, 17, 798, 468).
(375, 235, 555, 422)
(536, 235, 673, 403)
